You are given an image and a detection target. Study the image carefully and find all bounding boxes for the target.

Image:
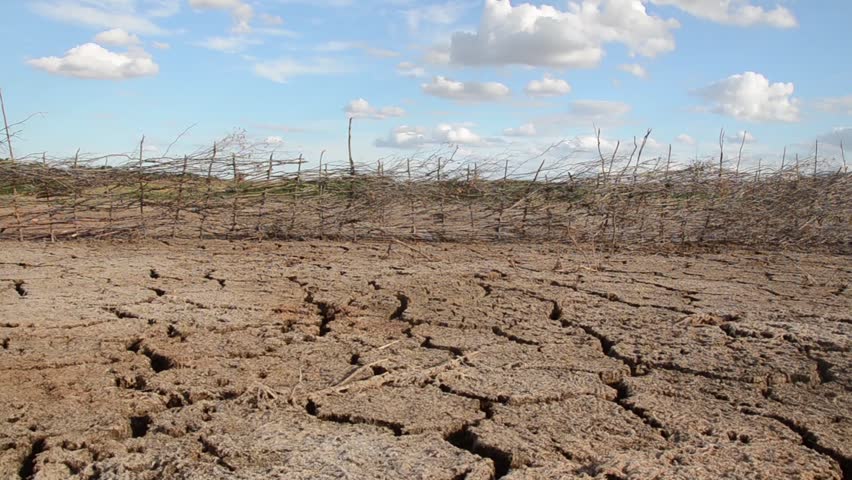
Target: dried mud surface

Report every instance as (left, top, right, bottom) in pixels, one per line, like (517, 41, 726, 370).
(0, 240, 850, 479)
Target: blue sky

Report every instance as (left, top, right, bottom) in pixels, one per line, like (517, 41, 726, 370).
(1, 0, 851, 169)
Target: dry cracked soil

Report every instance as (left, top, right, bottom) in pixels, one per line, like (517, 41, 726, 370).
(0, 240, 850, 479)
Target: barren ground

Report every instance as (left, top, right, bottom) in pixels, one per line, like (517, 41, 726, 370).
(0, 240, 850, 479)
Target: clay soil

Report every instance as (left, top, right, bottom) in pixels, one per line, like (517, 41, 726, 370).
(0, 240, 850, 479)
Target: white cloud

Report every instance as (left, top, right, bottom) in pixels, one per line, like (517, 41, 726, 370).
(676, 133, 696, 145)
(815, 95, 852, 116)
(405, 2, 469, 32)
(447, 0, 679, 68)
(422, 76, 510, 102)
(94, 28, 141, 46)
(344, 99, 405, 119)
(693, 71, 799, 122)
(376, 124, 483, 148)
(151, 41, 171, 49)
(265, 136, 284, 145)
(196, 36, 261, 53)
(649, 0, 797, 28)
(189, 0, 253, 34)
(253, 58, 347, 83)
(503, 123, 537, 137)
(27, 43, 159, 80)
(32, 0, 168, 34)
(618, 63, 647, 78)
(524, 74, 571, 97)
(316, 41, 399, 58)
(397, 62, 426, 78)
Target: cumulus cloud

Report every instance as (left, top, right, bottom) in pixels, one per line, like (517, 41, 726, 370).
(151, 41, 170, 49)
(815, 95, 852, 116)
(649, 0, 797, 28)
(344, 99, 405, 119)
(27, 43, 159, 80)
(422, 76, 510, 102)
(253, 58, 346, 83)
(618, 63, 647, 78)
(503, 123, 537, 137)
(265, 136, 284, 145)
(376, 124, 483, 148)
(94, 28, 141, 46)
(396, 62, 427, 78)
(693, 71, 799, 122)
(447, 0, 679, 68)
(189, 0, 253, 33)
(676, 133, 696, 145)
(524, 74, 572, 97)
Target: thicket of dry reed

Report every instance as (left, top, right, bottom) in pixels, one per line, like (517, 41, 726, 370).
(0, 131, 849, 252)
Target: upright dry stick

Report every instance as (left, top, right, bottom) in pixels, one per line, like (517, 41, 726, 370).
(172, 155, 188, 238)
(138, 136, 146, 237)
(42, 153, 54, 242)
(407, 157, 416, 235)
(290, 154, 302, 234)
(595, 127, 606, 185)
(0, 88, 14, 162)
(1, 88, 23, 241)
(814, 140, 819, 177)
(608, 141, 621, 181)
(347, 117, 355, 176)
(736, 131, 746, 177)
(72, 148, 80, 235)
(521, 158, 546, 236)
(230, 153, 239, 236)
(841, 140, 847, 174)
(632, 129, 652, 184)
(199, 143, 217, 239)
(257, 152, 273, 238)
(718, 128, 725, 179)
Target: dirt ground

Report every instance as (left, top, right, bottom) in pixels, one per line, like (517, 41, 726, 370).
(0, 240, 849, 479)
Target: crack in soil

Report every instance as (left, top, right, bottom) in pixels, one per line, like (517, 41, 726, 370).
(757, 412, 850, 478)
(304, 291, 339, 337)
(446, 426, 512, 479)
(491, 326, 539, 346)
(390, 293, 410, 321)
(18, 438, 46, 480)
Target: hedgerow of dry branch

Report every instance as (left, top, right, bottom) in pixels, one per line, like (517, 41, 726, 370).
(0, 132, 849, 251)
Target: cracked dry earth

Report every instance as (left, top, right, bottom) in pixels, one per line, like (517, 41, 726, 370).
(0, 241, 850, 480)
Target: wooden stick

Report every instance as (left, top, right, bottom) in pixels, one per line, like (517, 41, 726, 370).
(1, 88, 22, 241)
(72, 148, 79, 235)
(0, 88, 14, 162)
(172, 155, 188, 238)
(199, 143, 216, 239)
(138, 136, 146, 237)
(347, 117, 355, 176)
(230, 153, 239, 236)
(43, 153, 54, 242)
